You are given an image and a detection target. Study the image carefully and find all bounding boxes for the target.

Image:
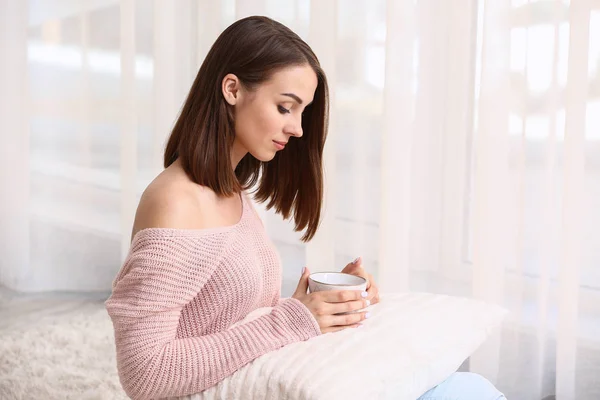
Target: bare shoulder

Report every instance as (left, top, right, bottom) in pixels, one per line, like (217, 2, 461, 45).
(131, 171, 201, 240)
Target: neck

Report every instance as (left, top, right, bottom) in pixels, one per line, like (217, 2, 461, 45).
(230, 139, 247, 171)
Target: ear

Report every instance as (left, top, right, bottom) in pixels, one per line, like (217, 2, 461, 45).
(222, 73, 241, 106)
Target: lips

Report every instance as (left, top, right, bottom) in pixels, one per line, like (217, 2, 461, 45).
(273, 140, 287, 150)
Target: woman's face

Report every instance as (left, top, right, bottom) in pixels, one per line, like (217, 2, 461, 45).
(223, 64, 318, 166)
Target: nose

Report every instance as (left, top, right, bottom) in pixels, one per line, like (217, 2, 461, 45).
(286, 116, 303, 138)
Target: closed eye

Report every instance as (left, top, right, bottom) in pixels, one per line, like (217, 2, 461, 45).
(278, 105, 291, 114)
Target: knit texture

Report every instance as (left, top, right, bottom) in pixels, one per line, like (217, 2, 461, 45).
(105, 194, 321, 399)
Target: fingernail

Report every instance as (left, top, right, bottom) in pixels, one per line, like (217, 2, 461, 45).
(365, 300, 371, 307)
(361, 291, 368, 298)
(302, 267, 306, 274)
(352, 257, 360, 264)
(365, 312, 371, 319)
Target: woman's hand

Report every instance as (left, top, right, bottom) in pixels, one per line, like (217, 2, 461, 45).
(341, 257, 380, 305)
(292, 267, 371, 334)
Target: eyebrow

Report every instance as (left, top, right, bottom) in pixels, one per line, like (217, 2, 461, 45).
(281, 93, 304, 105)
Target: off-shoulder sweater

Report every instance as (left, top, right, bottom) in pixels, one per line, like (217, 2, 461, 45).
(105, 193, 321, 399)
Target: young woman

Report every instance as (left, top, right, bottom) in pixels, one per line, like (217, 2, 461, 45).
(105, 16, 505, 400)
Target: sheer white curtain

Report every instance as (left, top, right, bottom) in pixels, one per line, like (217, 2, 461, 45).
(1, 0, 599, 398)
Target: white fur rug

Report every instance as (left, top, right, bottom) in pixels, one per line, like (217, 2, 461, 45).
(0, 305, 126, 400)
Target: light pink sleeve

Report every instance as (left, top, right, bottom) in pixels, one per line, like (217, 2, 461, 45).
(277, 297, 290, 306)
(105, 234, 320, 400)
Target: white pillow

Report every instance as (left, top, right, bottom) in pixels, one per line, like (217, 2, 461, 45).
(185, 292, 508, 400)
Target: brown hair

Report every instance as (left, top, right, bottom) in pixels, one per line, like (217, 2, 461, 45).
(164, 16, 328, 242)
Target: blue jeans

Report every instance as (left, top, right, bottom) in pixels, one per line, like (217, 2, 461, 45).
(417, 372, 506, 400)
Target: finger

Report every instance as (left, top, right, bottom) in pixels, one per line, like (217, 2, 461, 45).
(372, 294, 380, 305)
(369, 286, 380, 305)
(319, 289, 368, 303)
(362, 273, 376, 294)
(353, 256, 363, 268)
(344, 256, 361, 269)
(366, 283, 377, 301)
(341, 256, 363, 275)
(330, 298, 371, 315)
(366, 288, 376, 302)
(293, 267, 310, 297)
(329, 310, 369, 327)
(321, 323, 362, 334)
(355, 269, 369, 282)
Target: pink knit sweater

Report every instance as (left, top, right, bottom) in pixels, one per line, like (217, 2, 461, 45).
(105, 194, 321, 399)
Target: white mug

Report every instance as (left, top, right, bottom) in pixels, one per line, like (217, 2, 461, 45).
(308, 272, 367, 293)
